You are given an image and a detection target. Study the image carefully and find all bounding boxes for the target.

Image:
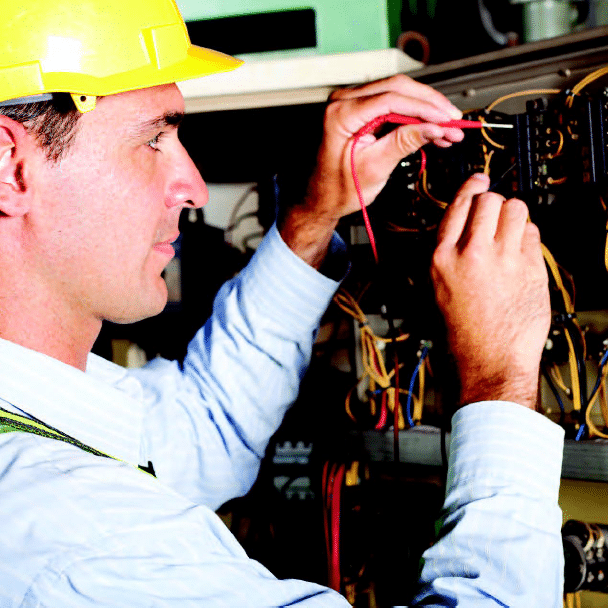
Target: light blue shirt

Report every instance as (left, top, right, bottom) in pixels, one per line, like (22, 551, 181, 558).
(412, 402, 565, 607)
(0, 225, 565, 607)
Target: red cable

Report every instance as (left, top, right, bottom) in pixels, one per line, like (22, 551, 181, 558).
(374, 390, 388, 430)
(330, 464, 346, 592)
(350, 113, 486, 263)
(393, 348, 400, 463)
(324, 462, 339, 587)
(419, 148, 427, 177)
(322, 461, 331, 566)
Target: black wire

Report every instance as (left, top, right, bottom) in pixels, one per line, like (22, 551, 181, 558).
(381, 304, 401, 468)
(490, 162, 516, 191)
(542, 365, 566, 426)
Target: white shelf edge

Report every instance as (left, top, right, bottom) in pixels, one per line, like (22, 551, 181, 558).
(179, 48, 422, 113)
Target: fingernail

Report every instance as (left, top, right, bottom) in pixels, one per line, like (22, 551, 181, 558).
(473, 173, 490, 182)
(448, 105, 463, 119)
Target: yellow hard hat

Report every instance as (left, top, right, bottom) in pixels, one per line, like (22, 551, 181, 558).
(0, 0, 243, 112)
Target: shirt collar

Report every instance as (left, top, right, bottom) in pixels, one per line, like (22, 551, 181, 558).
(0, 338, 143, 466)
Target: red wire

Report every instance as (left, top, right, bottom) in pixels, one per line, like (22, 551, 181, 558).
(419, 148, 427, 177)
(374, 390, 388, 430)
(393, 348, 400, 463)
(322, 461, 331, 566)
(324, 462, 340, 587)
(350, 113, 481, 263)
(330, 464, 346, 592)
(350, 131, 379, 262)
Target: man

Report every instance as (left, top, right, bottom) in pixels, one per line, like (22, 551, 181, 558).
(0, 0, 564, 606)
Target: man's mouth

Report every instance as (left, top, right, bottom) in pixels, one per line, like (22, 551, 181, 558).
(153, 232, 179, 257)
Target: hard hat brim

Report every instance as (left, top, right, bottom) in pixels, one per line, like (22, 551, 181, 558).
(40, 45, 243, 98)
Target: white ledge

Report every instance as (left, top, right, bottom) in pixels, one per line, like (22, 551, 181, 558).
(179, 48, 422, 113)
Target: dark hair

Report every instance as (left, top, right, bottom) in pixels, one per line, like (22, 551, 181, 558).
(0, 94, 81, 162)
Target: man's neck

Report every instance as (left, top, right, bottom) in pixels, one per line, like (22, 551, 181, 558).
(0, 296, 100, 372)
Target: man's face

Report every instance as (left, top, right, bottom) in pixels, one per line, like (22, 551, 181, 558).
(30, 84, 207, 326)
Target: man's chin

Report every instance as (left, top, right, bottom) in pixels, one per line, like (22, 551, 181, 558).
(106, 294, 168, 325)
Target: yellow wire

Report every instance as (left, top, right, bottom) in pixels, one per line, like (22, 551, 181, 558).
(344, 385, 358, 423)
(563, 329, 582, 413)
(542, 244, 574, 313)
(483, 150, 494, 175)
(387, 388, 403, 429)
(387, 387, 419, 429)
(586, 363, 608, 438)
(601, 378, 608, 428)
(567, 65, 608, 107)
(419, 170, 448, 209)
(542, 244, 583, 412)
(412, 359, 426, 423)
(481, 127, 505, 150)
(550, 365, 571, 396)
(485, 89, 561, 112)
(335, 289, 412, 425)
(548, 129, 565, 159)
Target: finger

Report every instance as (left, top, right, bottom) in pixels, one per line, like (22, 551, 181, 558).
(328, 91, 459, 138)
(461, 191, 507, 248)
(522, 222, 546, 273)
(436, 174, 490, 247)
(362, 123, 448, 174)
(330, 74, 461, 119)
(433, 127, 465, 146)
(434, 127, 464, 145)
(494, 198, 529, 253)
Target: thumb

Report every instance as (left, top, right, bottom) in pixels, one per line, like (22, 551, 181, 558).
(364, 124, 446, 175)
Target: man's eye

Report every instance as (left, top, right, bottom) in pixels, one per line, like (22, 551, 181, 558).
(146, 132, 165, 150)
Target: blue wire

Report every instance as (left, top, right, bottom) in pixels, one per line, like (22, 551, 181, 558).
(575, 424, 586, 441)
(406, 346, 429, 427)
(579, 349, 608, 442)
(543, 368, 565, 415)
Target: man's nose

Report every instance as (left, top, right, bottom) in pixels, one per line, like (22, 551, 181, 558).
(166, 146, 208, 209)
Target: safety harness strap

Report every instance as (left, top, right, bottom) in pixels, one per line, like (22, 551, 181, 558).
(0, 407, 155, 476)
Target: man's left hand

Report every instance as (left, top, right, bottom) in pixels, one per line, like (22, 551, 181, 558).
(279, 75, 464, 269)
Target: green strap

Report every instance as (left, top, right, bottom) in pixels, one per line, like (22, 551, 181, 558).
(0, 407, 155, 476)
(0, 409, 112, 459)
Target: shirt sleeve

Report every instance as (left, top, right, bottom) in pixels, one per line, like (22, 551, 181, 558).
(410, 401, 565, 608)
(3, 442, 349, 608)
(132, 224, 348, 510)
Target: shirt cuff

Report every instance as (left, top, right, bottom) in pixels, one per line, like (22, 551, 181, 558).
(448, 401, 565, 514)
(238, 224, 347, 334)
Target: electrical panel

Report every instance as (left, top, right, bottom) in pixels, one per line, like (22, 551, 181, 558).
(99, 29, 608, 607)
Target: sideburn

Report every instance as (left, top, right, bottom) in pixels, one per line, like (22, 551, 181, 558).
(15, 162, 25, 193)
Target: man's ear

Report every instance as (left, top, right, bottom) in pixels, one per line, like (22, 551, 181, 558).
(0, 117, 34, 217)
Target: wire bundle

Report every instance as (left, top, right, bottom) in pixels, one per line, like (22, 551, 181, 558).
(541, 245, 608, 439)
(350, 113, 511, 263)
(406, 343, 431, 427)
(334, 289, 416, 429)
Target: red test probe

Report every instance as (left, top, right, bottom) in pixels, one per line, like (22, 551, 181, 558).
(350, 113, 513, 262)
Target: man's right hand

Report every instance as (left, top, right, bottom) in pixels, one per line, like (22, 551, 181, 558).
(431, 173, 551, 410)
